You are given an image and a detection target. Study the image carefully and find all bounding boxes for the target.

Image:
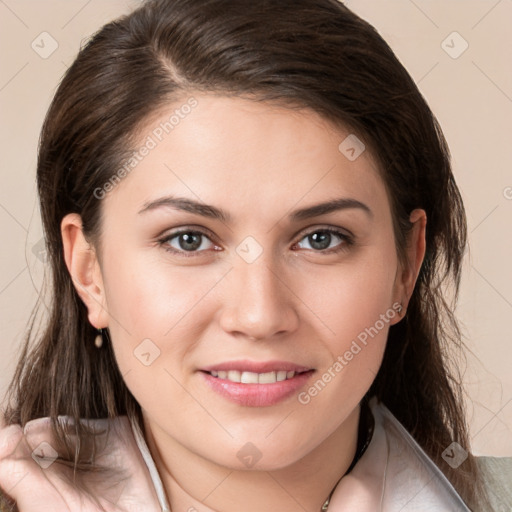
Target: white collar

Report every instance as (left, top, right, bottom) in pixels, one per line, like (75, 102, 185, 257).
(130, 416, 171, 511)
(327, 399, 470, 511)
(129, 400, 471, 511)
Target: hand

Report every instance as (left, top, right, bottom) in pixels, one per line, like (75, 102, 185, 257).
(0, 418, 163, 511)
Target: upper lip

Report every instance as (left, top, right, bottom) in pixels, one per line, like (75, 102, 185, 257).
(201, 360, 313, 374)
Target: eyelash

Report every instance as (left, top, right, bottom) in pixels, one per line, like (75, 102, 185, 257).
(293, 227, 354, 253)
(157, 226, 354, 257)
(157, 228, 220, 258)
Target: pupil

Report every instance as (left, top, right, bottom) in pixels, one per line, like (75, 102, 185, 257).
(309, 232, 331, 250)
(179, 232, 202, 251)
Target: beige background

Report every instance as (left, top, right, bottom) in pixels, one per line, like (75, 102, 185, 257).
(0, 1, 511, 456)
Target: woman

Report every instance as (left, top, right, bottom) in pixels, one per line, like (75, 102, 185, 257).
(0, 0, 510, 510)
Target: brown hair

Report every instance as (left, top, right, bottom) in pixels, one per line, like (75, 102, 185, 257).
(2, 0, 488, 508)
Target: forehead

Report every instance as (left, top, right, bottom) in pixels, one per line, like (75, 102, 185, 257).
(103, 94, 389, 223)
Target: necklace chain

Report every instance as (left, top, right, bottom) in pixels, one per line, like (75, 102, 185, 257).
(319, 401, 375, 511)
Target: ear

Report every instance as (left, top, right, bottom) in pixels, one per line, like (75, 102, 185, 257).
(61, 213, 109, 329)
(390, 208, 427, 324)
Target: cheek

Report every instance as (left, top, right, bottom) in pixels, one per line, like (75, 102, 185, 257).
(297, 243, 398, 351)
(98, 255, 213, 417)
(291, 240, 398, 414)
(100, 254, 224, 373)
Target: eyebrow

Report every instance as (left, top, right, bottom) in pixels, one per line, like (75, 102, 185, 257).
(289, 197, 372, 221)
(138, 196, 372, 222)
(138, 196, 230, 222)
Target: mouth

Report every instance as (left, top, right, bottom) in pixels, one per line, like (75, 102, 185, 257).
(206, 369, 308, 384)
(199, 361, 315, 407)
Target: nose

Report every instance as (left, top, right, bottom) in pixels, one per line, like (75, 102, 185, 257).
(218, 257, 300, 341)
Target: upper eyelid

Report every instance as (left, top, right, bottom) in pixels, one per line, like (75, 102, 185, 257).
(159, 225, 218, 241)
(293, 224, 354, 242)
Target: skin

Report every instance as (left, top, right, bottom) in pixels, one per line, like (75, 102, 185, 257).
(58, 94, 426, 512)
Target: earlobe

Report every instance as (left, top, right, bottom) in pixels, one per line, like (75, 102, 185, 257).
(61, 213, 109, 329)
(391, 209, 427, 322)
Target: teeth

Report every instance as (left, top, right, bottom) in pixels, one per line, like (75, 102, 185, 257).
(258, 371, 276, 384)
(227, 370, 241, 383)
(276, 370, 287, 382)
(210, 370, 298, 383)
(241, 371, 259, 384)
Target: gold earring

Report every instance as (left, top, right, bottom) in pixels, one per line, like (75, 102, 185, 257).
(94, 328, 103, 348)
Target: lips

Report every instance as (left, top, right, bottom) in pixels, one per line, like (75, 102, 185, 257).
(200, 360, 314, 407)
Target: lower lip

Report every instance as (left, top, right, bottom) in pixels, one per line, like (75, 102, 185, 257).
(200, 370, 314, 407)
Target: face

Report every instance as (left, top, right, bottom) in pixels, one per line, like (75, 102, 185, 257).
(69, 94, 416, 470)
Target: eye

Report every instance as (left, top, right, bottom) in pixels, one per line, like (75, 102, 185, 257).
(159, 229, 218, 254)
(294, 228, 351, 252)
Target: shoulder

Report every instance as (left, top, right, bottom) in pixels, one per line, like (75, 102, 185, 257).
(328, 400, 474, 511)
(476, 455, 512, 510)
(370, 400, 472, 510)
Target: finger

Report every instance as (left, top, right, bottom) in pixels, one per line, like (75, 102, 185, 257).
(0, 426, 70, 511)
(0, 424, 24, 502)
(0, 425, 23, 460)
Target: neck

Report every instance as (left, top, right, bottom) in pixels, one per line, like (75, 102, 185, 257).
(143, 406, 360, 512)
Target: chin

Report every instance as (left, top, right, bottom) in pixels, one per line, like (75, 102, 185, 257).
(211, 438, 312, 472)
